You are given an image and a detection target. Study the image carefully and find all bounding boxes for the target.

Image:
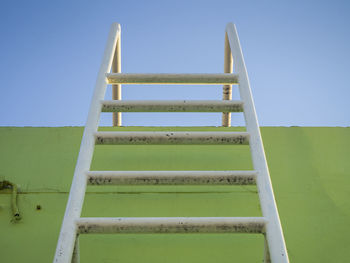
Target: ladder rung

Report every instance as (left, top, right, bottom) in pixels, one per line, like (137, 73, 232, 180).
(76, 217, 266, 234)
(86, 170, 257, 185)
(101, 100, 244, 112)
(106, 73, 239, 85)
(95, 131, 249, 145)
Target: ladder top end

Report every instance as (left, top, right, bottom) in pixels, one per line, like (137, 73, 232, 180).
(111, 22, 121, 31)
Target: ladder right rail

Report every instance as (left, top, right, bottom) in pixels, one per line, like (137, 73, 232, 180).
(225, 23, 289, 262)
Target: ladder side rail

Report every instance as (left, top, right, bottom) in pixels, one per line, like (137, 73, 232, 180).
(225, 23, 289, 263)
(53, 23, 121, 263)
(112, 32, 121, 126)
(222, 31, 233, 127)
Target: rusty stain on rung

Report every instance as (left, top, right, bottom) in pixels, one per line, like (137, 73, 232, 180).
(101, 100, 244, 113)
(86, 171, 257, 185)
(94, 132, 249, 145)
(76, 217, 266, 234)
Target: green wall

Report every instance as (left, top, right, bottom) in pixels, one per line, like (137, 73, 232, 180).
(0, 127, 349, 262)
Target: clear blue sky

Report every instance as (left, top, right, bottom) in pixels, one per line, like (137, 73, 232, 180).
(1, 0, 349, 126)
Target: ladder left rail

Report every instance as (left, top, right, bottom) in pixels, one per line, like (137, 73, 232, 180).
(53, 23, 121, 263)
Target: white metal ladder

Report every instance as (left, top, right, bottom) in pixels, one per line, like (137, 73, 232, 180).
(54, 23, 289, 263)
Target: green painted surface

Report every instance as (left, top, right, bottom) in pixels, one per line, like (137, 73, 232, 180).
(0, 127, 349, 262)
